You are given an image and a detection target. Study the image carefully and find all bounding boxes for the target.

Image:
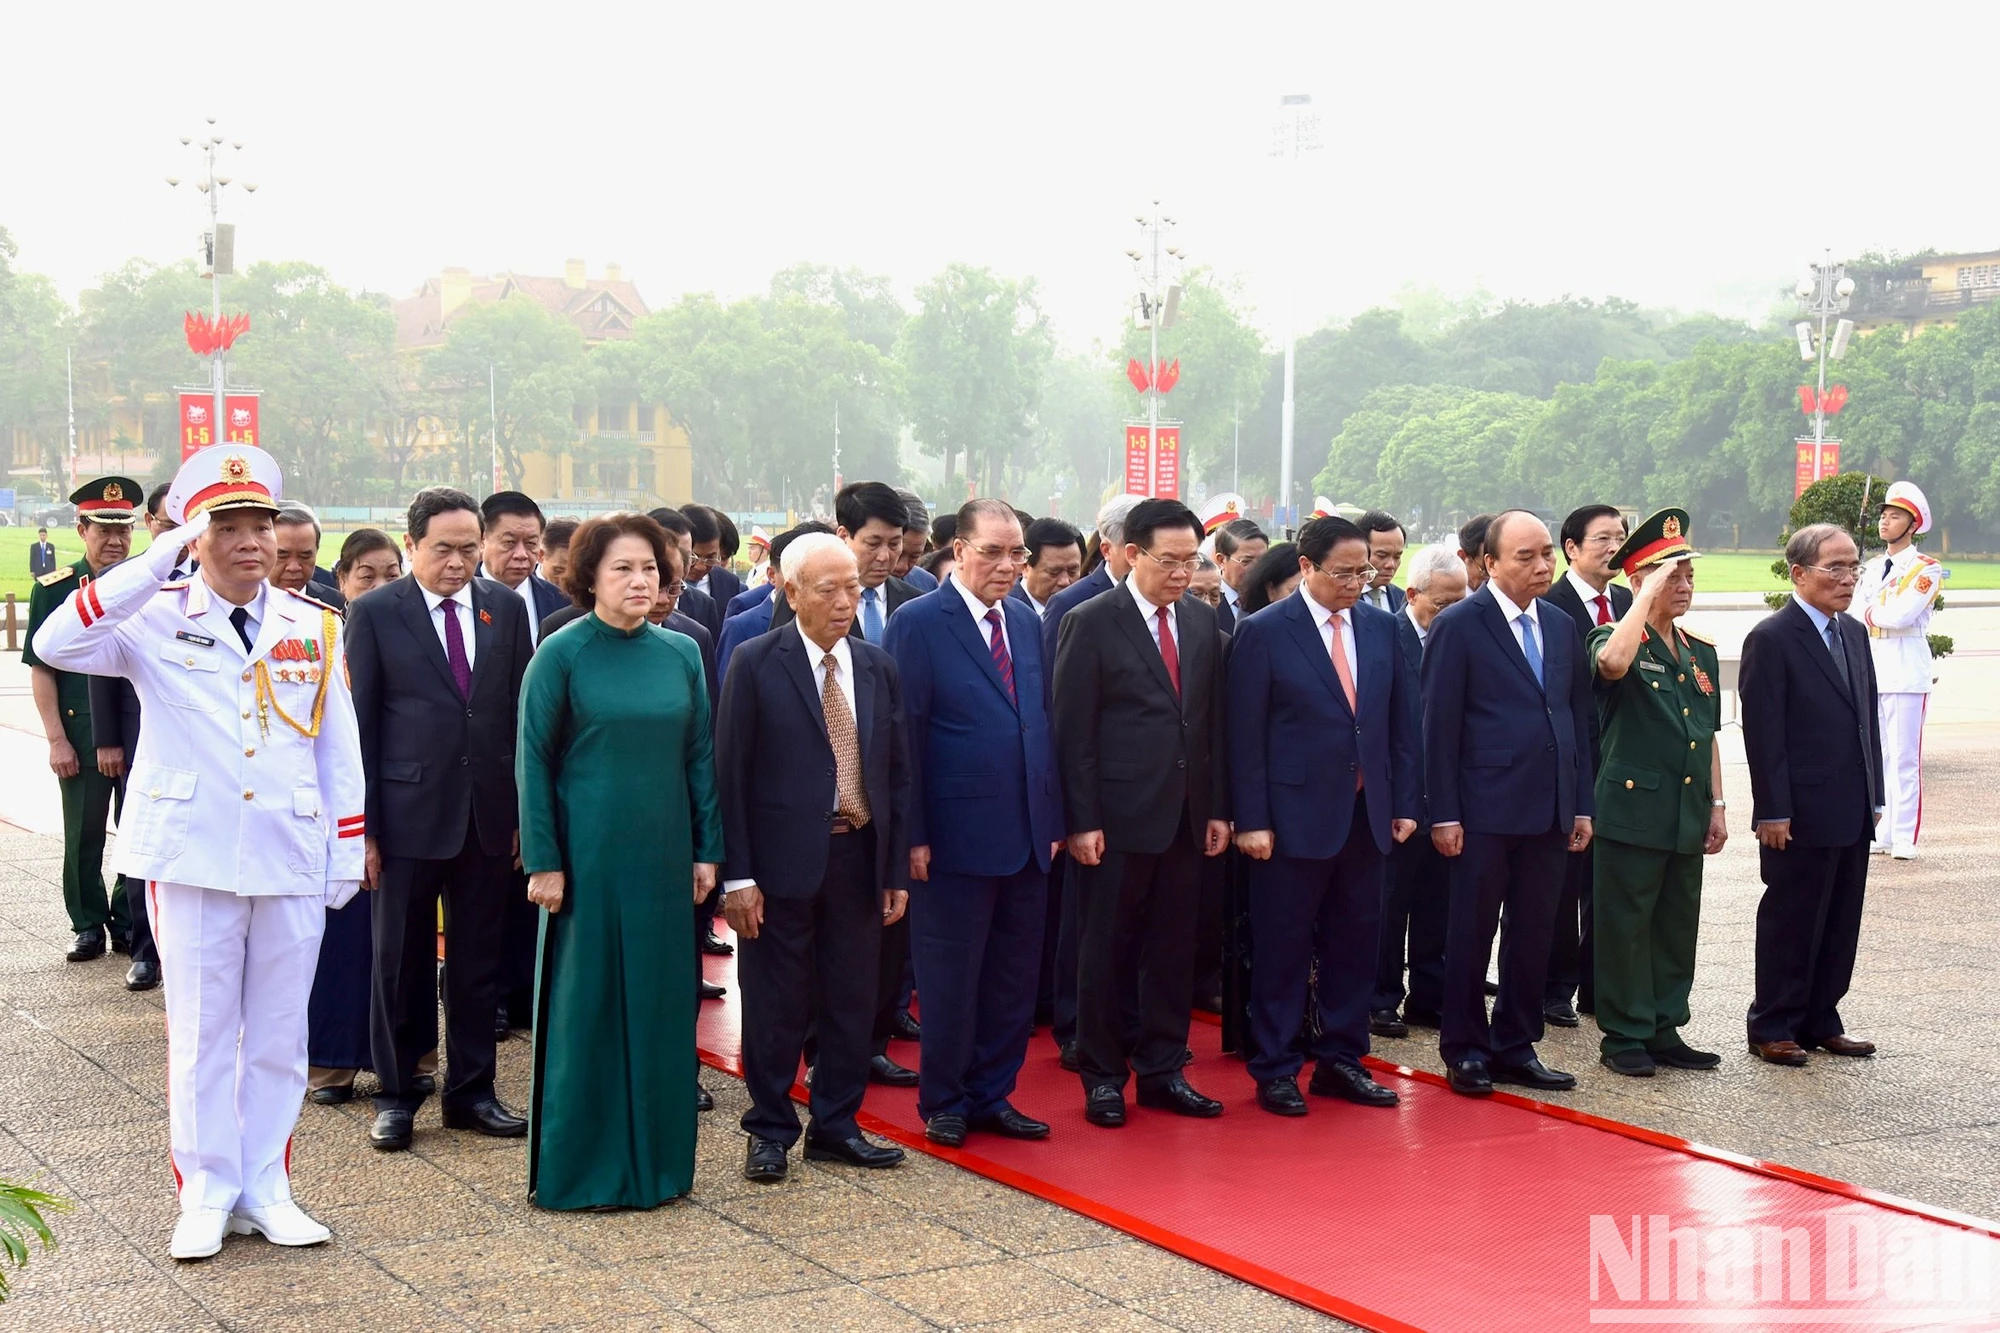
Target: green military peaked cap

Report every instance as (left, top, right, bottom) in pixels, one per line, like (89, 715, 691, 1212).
(69, 476, 142, 525)
(1611, 507, 1700, 579)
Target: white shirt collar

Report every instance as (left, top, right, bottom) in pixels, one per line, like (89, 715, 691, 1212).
(1793, 593, 1833, 637)
(1404, 602, 1427, 640)
(420, 581, 475, 616)
(796, 619, 852, 672)
(950, 570, 1003, 626)
(1564, 568, 1612, 609)
(1487, 582, 1533, 624)
(1221, 580, 1241, 608)
(1128, 576, 1176, 622)
(1298, 582, 1343, 632)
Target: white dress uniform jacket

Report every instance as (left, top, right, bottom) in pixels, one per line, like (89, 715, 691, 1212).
(30, 527, 365, 895)
(1852, 547, 1941, 695)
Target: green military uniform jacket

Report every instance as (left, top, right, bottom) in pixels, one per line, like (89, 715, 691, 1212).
(23, 559, 96, 734)
(1587, 621, 1721, 856)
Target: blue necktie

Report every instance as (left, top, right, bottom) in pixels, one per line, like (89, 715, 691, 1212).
(1517, 612, 1543, 687)
(861, 587, 883, 642)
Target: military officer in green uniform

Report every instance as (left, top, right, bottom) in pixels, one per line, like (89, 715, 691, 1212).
(1586, 507, 1730, 1077)
(24, 476, 141, 962)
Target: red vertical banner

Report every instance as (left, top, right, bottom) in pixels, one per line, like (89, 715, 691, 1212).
(180, 392, 261, 459)
(224, 394, 259, 447)
(1817, 441, 1841, 481)
(1793, 439, 1817, 499)
(1154, 426, 1181, 500)
(1124, 425, 1151, 496)
(180, 393, 214, 458)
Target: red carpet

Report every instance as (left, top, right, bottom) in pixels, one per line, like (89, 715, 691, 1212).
(697, 947, 2000, 1331)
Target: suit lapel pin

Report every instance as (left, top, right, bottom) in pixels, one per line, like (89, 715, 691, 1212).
(479, 609, 493, 625)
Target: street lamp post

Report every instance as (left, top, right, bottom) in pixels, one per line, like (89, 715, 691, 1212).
(1272, 93, 1319, 530)
(167, 119, 255, 442)
(1795, 251, 1856, 483)
(1126, 204, 1183, 496)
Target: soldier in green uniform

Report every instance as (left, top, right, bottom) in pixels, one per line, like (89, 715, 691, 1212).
(23, 476, 141, 962)
(1586, 508, 1730, 1077)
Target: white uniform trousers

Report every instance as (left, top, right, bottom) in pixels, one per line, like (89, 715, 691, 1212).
(1876, 693, 1927, 854)
(149, 881, 325, 1212)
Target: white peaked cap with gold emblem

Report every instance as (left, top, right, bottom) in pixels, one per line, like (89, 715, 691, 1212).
(1883, 481, 1931, 535)
(1196, 493, 1247, 535)
(166, 444, 285, 525)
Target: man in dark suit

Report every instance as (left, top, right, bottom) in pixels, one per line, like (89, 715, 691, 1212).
(1357, 510, 1409, 614)
(1012, 517, 1085, 620)
(1423, 510, 1596, 1097)
(1054, 498, 1231, 1127)
(718, 523, 833, 683)
(479, 491, 567, 647)
(29, 527, 57, 577)
(1230, 517, 1420, 1116)
(766, 483, 922, 1080)
(1542, 503, 1634, 1025)
(682, 503, 744, 610)
(1741, 524, 1884, 1066)
(1038, 494, 1141, 1058)
(1371, 543, 1466, 1035)
(717, 534, 911, 1183)
(272, 504, 346, 609)
(346, 487, 533, 1151)
(885, 501, 1065, 1148)
(1211, 517, 1268, 635)
(647, 508, 724, 640)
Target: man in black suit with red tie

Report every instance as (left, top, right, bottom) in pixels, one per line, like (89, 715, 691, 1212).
(1741, 524, 1884, 1066)
(1054, 498, 1231, 1128)
(346, 487, 534, 1152)
(1542, 504, 1634, 1025)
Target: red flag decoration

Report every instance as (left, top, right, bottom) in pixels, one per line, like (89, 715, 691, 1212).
(1797, 385, 1817, 415)
(1821, 384, 1849, 416)
(1126, 359, 1150, 394)
(1156, 359, 1181, 395)
(184, 311, 251, 357)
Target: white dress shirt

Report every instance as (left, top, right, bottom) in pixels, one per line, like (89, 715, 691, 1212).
(1564, 568, 1616, 626)
(1364, 583, 1394, 612)
(1299, 585, 1358, 690)
(1403, 602, 1428, 649)
(1023, 588, 1047, 620)
(508, 577, 542, 646)
(418, 582, 477, 672)
(1128, 577, 1178, 654)
(951, 572, 1011, 659)
(1486, 582, 1544, 666)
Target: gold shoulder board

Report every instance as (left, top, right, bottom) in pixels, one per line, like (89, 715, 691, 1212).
(36, 568, 76, 587)
(1682, 627, 1716, 646)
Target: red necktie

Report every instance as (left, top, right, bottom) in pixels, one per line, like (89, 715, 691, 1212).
(984, 608, 1016, 704)
(1594, 595, 1612, 627)
(1155, 605, 1180, 696)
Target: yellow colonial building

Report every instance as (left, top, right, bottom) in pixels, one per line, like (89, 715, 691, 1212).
(393, 259, 692, 507)
(1848, 249, 2000, 335)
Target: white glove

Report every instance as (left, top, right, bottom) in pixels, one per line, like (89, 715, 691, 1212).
(149, 510, 210, 577)
(325, 880, 362, 909)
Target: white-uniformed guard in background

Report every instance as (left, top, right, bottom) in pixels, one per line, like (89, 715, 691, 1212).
(1851, 480, 1942, 860)
(31, 444, 365, 1261)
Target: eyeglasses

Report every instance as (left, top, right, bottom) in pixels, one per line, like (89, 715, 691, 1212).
(962, 542, 1032, 564)
(1805, 564, 1862, 582)
(1313, 565, 1372, 586)
(1223, 552, 1260, 566)
(1580, 533, 1624, 549)
(661, 580, 686, 596)
(1139, 549, 1203, 575)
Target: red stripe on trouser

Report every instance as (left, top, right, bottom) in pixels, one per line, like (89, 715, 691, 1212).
(149, 880, 184, 1197)
(1912, 695, 1926, 843)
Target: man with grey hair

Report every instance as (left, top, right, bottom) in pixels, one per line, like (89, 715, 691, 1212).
(894, 489, 939, 591)
(1740, 522, 1884, 1066)
(272, 503, 345, 609)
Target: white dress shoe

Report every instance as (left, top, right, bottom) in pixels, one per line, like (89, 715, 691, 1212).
(169, 1207, 231, 1260)
(1890, 846, 1919, 861)
(228, 1201, 331, 1247)
(1870, 842, 1892, 856)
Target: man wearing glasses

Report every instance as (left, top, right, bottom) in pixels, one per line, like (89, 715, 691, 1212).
(883, 501, 1065, 1148)
(1228, 517, 1420, 1116)
(1212, 517, 1268, 634)
(1053, 499, 1231, 1128)
(1741, 524, 1884, 1066)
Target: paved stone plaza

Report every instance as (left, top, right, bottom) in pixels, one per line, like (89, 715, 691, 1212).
(2, 615, 1997, 1331)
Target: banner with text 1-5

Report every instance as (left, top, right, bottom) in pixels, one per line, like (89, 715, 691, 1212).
(1122, 423, 1183, 501)
(180, 392, 261, 460)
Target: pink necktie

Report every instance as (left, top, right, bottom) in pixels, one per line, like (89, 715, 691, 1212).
(1330, 613, 1361, 790)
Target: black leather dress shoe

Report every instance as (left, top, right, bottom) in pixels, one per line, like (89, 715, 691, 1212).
(493, 1007, 512, 1040)
(699, 930, 734, 957)
(891, 1011, 922, 1042)
(1402, 1006, 1443, 1029)
(803, 1134, 905, 1169)
(442, 1098, 528, 1137)
(1601, 1049, 1657, 1078)
(743, 1136, 788, 1183)
(869, 1054, 918, 1087)
(66, 928, 106, 963)
(411, 1074, 437, 1097)
(1083, 1086, 1126, 1128)
(1256, 1076, 1308, 1117)
(1446, 1060, 1492, 1096)
(970, 1105, 1050, 1140)
(124, 959, 160, 992)
(1368, 1009, 1409, 1039)
(925, 1114, 967, 1147)
(110, 932, 132, 956)
(698, 979, 727, 1001)
(309, 1085, 354, 1106)
(1310, 1061, 1399, 1107)
(369, 1109, 414, 1151)
(696, 1083, 715, 1113)
(1136, 1073, 1223, 1118)
(1542, 1000, 1580, 1028)
(1058, 1043, 1080, 1072)
(1648, 1043, 1722, 1071)
(1491, 1057, 1577, 1091)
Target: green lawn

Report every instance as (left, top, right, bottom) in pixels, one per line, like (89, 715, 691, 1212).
(0, 527, 354, 605)
(1681, 551, 2000, 592)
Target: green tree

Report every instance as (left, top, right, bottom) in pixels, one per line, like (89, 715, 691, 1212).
(73, 259, 210, 473)
(423, 296, 588, 491)
(0, 229, 75, 485)
(1114, 268, 1267, 496)
(1033, 349, 1126, 506)
(900, 264, 1053, 496)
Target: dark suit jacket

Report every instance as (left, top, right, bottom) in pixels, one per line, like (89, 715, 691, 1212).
(29, 542, 57, 577)
(303, 578, 346, 611)
(884, 581, 1064, 876)
(1546, 575, 1632, 754)
(768, 573, 919, 642)
(1740, 597, 1883, 847)
(726, 581, 773, 619)
(1216, 592, 1237, 636)
(1041, 563, 1115, 682)
(1421, 584, 1595, 835)
(1359, 583, 1407, 614)
(715, 625, 910, 899)
(1053, 584, 1228, 854)
(89, 674, 143, 757)
(679, 584, 723, 641)
(702, 566, 744, 612)
(1228, 594, 1419, 858)
(345, 575, 533, 860)
(1393, 610, 1432, 827)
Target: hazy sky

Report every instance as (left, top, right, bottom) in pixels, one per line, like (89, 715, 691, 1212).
(7, 2, 1993, 349)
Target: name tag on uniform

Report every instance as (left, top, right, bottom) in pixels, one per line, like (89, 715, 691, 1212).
(1637, 661, 1667, 674)
(175, 631, 216, 648)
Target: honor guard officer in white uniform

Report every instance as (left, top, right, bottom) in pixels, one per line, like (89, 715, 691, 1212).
(31, 445, 365, 1262)
(1851, 481, 1942, 860)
